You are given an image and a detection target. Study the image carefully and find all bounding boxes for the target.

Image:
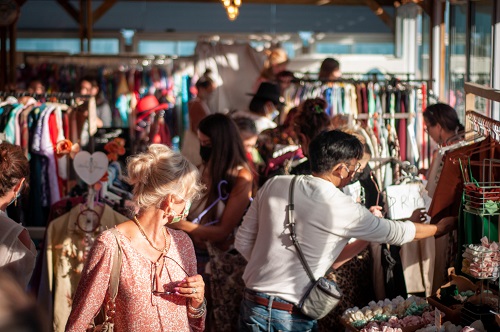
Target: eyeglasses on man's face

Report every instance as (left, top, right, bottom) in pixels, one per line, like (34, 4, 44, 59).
(344, 162, 362, 174)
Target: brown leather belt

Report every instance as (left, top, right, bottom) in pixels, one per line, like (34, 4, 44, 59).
(244, 291, 300, 314)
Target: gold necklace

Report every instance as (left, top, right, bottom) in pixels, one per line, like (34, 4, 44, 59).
(133, 216, 168, 253)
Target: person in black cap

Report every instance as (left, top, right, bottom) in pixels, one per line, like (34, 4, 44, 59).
(232, 82, 284, 134)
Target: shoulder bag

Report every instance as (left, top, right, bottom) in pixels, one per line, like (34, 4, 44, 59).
(287, 175, 343, 320)
(87, 228, 122, 332)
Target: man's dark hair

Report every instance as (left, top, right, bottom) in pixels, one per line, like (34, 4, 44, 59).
(309, 130, 364, 174)
(233, 116, 257, 135)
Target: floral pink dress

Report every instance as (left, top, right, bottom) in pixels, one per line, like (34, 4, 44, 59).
(66, 228, 205, 332)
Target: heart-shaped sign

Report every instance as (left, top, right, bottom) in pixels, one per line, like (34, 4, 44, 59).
(73, 151, 109, 185)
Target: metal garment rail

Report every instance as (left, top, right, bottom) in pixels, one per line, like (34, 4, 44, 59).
(0, 91, 92, 100)
(464, 82, 500, 142)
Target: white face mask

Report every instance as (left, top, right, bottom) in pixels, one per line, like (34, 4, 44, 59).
(270, 109, 280, 121)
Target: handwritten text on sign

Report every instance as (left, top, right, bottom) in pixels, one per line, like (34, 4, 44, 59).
(386, 183, 426, 220)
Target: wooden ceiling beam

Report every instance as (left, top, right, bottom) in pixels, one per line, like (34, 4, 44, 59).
(364, 0, 394, 33)
(56, 0, 80, 23)
(117, 0, 396, 5)
(93, 0, 117, 23)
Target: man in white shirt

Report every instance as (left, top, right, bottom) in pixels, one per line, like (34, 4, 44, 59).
(235, 130, 456, 332)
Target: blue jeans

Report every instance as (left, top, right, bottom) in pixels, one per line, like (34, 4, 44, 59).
(238, 291, 318, 332)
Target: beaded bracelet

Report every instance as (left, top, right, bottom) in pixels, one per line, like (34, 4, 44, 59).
(188, 298, 207, 319)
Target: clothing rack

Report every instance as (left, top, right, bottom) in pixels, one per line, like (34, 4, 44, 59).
(291, 77, 434, 84)
(465, 110, 500, 143)
(294, 71, 432, 82)
(355, 113, 413, 120)
(0, 91, 92, 100)
(465, 82, 500, 132)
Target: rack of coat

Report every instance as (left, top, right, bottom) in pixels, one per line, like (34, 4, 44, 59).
(0, 92, 134, 226)
(0, 92, 87, 227)
(283, 78, 436, 189)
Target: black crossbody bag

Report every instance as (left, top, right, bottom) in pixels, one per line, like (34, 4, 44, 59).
(287, 175, 343, 320)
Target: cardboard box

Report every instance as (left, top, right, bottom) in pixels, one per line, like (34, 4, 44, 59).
(427, 271, 478, 325)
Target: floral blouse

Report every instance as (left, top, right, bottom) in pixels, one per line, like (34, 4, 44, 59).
(66, 228, 205, 332)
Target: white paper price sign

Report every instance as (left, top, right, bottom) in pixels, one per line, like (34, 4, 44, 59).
(386, 183, 427, 220)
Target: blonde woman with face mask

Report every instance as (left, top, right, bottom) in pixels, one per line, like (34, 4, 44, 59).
(66, 145, 206, 332)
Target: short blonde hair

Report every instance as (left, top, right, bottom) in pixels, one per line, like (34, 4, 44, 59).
(127, 144, 202, 213)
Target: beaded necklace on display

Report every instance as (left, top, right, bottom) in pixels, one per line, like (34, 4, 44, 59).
(133, 216, 168, 253)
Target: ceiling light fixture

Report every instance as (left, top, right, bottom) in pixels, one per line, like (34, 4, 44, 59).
(316, 0, 331, 5)
(221, 0, 242, 21)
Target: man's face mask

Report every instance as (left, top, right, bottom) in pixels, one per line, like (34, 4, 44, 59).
(266, 103, 279, 120)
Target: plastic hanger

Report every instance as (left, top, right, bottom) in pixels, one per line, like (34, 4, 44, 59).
(192, 180, 229, 225)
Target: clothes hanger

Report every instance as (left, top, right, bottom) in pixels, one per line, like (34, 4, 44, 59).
(449, 137, 499, 168)
(192, 180, 229, 225)
(439, 130, 486, 154)
(77, 186, 104, 233)
(0, 96, 19, 107)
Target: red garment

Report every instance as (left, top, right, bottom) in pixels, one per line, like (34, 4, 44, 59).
(150, 117, 171, 146)
(356, 84, 363, 116)
(421, 83, 427, 111)
(62, 111, 70, 139)
(398, 93, 407, 161)
(48, 112, 65, 197)
(427, 150, 463, 221)
(19, 106, 33, 157)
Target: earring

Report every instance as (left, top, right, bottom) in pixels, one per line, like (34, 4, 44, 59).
(14, 198, 17, 207)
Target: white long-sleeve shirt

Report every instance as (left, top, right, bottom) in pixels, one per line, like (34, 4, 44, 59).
(235, 175, 416, 305)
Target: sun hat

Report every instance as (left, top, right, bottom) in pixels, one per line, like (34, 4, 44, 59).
(135, 95, 168, 123)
